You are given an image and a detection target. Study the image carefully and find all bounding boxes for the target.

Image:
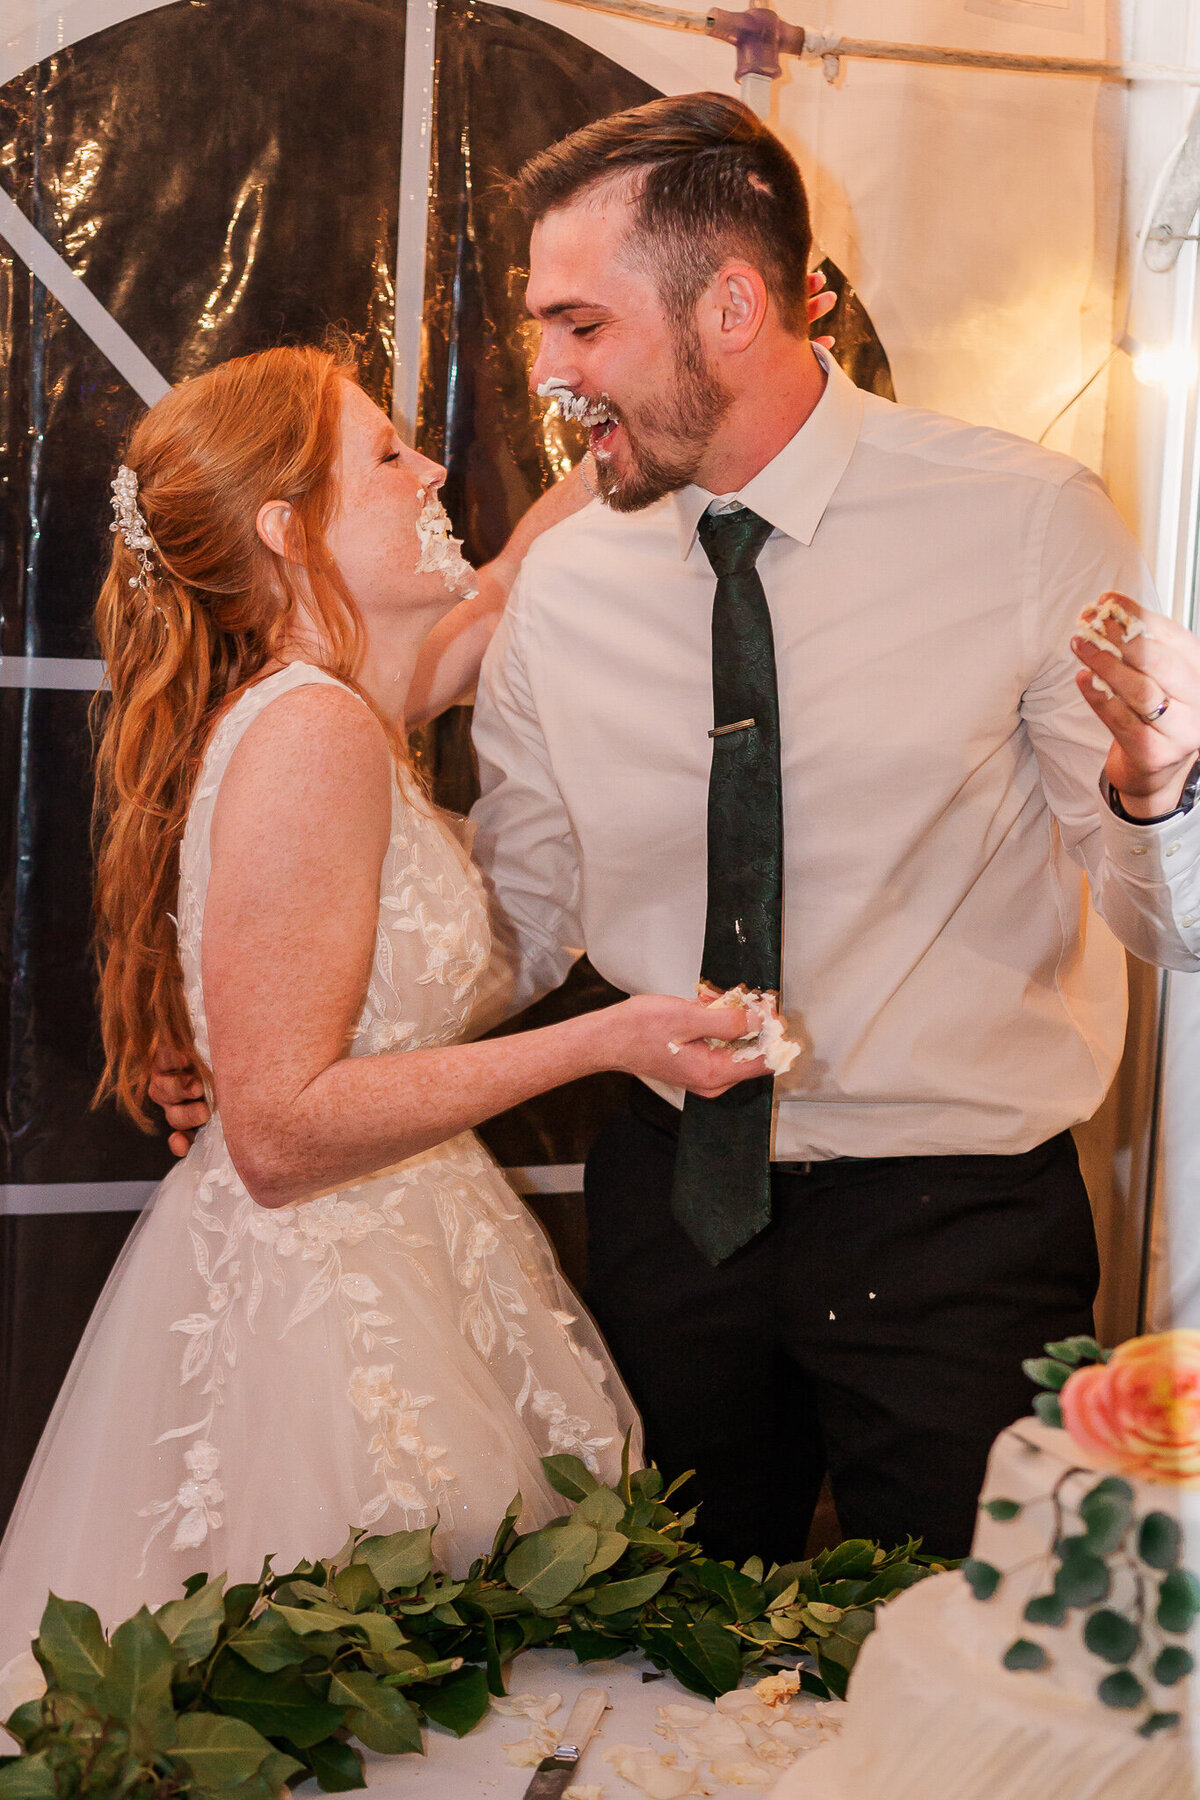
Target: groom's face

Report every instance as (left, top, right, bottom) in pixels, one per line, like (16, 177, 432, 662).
(526, 186, 732, 511)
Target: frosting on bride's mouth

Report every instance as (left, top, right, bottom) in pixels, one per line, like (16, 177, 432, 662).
(414, 488, 478, 598)
(536, 378, 621, 458)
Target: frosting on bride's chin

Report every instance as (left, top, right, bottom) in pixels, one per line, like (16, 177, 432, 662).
(414, 488, 479, 599)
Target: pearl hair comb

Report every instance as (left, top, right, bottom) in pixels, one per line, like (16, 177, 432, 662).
(109, 464, 157, 592)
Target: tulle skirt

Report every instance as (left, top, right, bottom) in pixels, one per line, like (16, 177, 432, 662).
(0, 1119, 640, 1663)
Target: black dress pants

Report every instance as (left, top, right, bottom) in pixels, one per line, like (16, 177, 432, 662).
(583, 1090, 1100, 1565)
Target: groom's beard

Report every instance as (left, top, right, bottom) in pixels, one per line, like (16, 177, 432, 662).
(593, 323, 733, 514)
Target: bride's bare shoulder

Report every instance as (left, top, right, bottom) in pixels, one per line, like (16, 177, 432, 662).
(211, 677, 393, 853)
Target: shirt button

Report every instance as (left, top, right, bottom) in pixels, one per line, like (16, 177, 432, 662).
(1166, 842, 1182, 857)
(1129, 845, 1148, 856)
(1183, 914, 1197, 928)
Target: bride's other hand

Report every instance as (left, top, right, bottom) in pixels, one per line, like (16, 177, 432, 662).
(602, 995, 769, 1096)
(148, 1045, 210, 1156)
(807, 267, 837, 350)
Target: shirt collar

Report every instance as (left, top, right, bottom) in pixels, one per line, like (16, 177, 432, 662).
(671, 345, 865, 561)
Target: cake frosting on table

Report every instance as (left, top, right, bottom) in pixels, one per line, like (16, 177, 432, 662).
(771, 1415, 1200, 1800)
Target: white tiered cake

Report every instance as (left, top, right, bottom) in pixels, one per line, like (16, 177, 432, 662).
(773, 1417, 1199, 1800)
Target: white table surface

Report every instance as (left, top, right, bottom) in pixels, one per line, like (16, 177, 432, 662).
(359, 1645, 821, 1798)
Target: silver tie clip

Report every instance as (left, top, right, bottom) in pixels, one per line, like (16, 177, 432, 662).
(709, 717, 757, 739)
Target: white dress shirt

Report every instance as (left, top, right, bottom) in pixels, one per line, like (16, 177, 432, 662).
(471, 350, 1200, 1160)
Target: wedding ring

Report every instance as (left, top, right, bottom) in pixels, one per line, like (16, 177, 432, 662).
(1136, 697, 1170, 725)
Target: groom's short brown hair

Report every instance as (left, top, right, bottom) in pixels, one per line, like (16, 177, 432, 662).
(511, 92, 813, 336)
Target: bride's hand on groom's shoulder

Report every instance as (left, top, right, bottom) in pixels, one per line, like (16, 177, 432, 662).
(604, 995, 769, 1097)
(149, 1044, 210, 1156)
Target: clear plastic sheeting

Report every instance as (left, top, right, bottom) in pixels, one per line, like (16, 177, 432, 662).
(0, 0, 408, 1526)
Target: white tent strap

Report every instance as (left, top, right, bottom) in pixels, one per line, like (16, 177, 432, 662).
(543, 0, 1200, 86)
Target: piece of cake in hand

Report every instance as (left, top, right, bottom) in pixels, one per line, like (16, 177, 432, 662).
(668, 984, 803, 1075)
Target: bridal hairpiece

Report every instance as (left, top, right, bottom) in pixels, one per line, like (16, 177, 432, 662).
(109, 464, 157, 592)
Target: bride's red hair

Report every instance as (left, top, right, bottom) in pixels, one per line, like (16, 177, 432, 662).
(92, 344, 369, 1128)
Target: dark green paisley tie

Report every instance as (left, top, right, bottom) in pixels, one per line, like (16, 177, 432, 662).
(670, 504, 782, 1266)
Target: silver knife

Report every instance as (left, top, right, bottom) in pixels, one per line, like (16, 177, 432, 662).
(520, 1686, 609, 1799)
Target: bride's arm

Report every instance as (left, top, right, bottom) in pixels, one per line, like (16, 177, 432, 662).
(203, 681, 759, 1208)
(405, 463, 594, 727)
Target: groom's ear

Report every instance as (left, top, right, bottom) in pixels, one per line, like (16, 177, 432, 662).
(702, 262, 770, 359)
(256, 499, 300, 560)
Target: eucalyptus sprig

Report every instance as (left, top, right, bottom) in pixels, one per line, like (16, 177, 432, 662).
(0, 1449, 943, 1799)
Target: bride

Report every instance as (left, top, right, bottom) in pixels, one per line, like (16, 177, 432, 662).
(0, 343, 763, 1664)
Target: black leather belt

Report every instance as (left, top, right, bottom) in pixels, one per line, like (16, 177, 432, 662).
(628, 1080, 859, 1174)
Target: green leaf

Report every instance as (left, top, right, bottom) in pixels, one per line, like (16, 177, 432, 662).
(504, 1521, 599, 1609)
(818, 1609, 876, 1673)
(1082, 1609, 1140, 1665)
(575, 1486, 627, 1532)
(35, 1595, 109, 1696)
(818, 1541, 877, 1581)
(584, 1530, 630, 1581)
(410, 1666, 490, 1737)
(981, 1499, 1022, 1522)
(1138, 1512, 1182, 1572)
(1079, 1479, 1134, 1555)
(962, 1559, 1001, 1601)
(1033, 1392, 1064, 1429)
(352, 1528, 435, 1594)
(1023, 1593, 1067, 1628)
(693, 1561, 767, 1623)
(0, 1751, 58, 1798)
(208, 1655, 347, 1749)
(170, 1713, 278, 1789)
(1139, 1711, 1182, 1739)
(92, 1609, 176, 1743)
(155, 1576, 226, 1665)
(664, 1617, 744, 1699)
(1003, 1639, 1049, 1672)
(270, 1601, 402, 1654)
(586, 1569, 670, 1617)
(1157, 1569, 1200, 1635)
(629, 1469, 665, 1502)
(1053, 1551, 1110, 1608)
(229, 1610, 339, 1673)
(1098, 1670, 1145, 1709)
(224, 1583, 264, 1631)
(2, 1703, 45, 1750)
(333, 1563, 382, 1614)
(1043, 1336, 1107, 1366)
(541, 1455, 600, 1502)
(328, 1671, 423, 1755)
(1022, 1357, 1072, 1391)
(567, 1626, 627, 1663)
(306, 1737, 366, 1791)
(484, 1495, 524, 1571)
(1153, 1647, 1194, 1686)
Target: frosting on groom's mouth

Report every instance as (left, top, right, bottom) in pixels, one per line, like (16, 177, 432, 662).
(536, 379, 621, 458)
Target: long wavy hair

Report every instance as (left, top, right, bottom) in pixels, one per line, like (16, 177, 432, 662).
(92, 343, 370, 1128)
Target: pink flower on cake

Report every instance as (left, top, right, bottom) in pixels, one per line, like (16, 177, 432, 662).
(1060, 1329, 1200, 1486)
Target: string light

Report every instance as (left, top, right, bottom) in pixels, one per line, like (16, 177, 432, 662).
(1129, 344, 1198, 392)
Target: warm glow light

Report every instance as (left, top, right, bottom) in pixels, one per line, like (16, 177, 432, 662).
(1131, 345, 1198, 390)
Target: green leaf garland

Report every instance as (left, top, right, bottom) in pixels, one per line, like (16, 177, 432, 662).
(0, 1457, 943, 1799)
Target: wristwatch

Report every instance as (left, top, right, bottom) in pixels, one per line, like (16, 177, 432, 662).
(1103, 752, 1200, 825)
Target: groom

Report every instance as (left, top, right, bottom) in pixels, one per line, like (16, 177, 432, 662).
(160, 94, 1200, 1562)
(465, 93, 1200, 1562)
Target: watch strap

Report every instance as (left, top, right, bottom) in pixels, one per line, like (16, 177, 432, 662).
(1104, 752, 1200, 825)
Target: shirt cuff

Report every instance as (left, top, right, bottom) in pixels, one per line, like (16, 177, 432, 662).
(1099, 786, 1200, 932)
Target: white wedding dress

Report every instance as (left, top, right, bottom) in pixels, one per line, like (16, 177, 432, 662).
(0, 663, 640, 1666)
